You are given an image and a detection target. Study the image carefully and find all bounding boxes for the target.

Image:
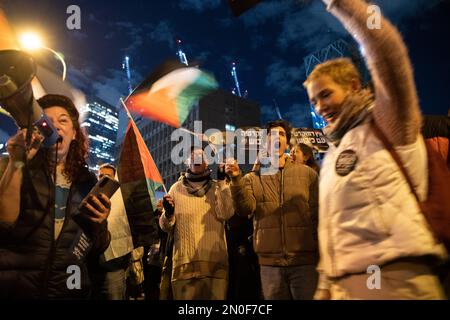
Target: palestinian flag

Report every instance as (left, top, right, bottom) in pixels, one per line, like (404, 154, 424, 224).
(125, 60, 218, 128)
(117, 119, 163, 247)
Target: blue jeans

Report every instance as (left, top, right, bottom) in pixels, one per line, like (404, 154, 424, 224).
(260, 265, 318, 300)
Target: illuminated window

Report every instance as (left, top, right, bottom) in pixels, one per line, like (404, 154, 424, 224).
(225, 124, 236, 132)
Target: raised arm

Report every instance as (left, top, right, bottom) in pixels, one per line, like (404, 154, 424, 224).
(0, 157, 22, 225)
(0, 130, 41, 225)
(230, 174, 256, 218)
(159, 191, 176, 233)
(226, 160, 257, 218)
(324, 0, 421, 145)
(214, 180, 235, 221)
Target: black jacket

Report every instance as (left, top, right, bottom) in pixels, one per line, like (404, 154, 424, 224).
(0, 151, 110, 299)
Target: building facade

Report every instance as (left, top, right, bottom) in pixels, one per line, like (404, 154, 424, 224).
(133, 89, 261, 189)
(80, 97, 119, 171)
(303, 38, 370, 129)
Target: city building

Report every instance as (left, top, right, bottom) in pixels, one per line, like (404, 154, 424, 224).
(176, 39, 189, 66)
(115, 55, 135, 160)
(303, 38, 369, 129)
(0, 141, 7, 156)
(115, 48, 260, 191)
(135, 89, 261, 189)
(230, 61, 249, 98)
(80, 97, 119, 171)
(0, 113, 17, 156)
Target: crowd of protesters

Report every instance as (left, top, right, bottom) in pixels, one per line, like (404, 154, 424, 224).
(1, 0, 450, 300)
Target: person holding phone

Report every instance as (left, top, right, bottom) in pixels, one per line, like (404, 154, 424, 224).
(226, 120, 319, 300)
(159, 146, 234, 300)
(0, 94, 111, 299)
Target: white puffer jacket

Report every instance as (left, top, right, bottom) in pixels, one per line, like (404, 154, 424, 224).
(318, 122, 447, 279)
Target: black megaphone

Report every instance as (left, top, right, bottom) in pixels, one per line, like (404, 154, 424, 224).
(0, 49, 60, 147)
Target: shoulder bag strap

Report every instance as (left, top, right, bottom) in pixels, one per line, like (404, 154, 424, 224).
(371, 120, 421, 203)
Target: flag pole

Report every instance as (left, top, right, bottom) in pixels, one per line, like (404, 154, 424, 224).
(119, 98, 168, 195)
(119, 97, 134, 122)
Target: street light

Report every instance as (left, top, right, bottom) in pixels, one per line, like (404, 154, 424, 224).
(19, 33, 67, 81)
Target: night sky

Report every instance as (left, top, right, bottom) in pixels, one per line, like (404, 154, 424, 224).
(1, 0, 450, 142)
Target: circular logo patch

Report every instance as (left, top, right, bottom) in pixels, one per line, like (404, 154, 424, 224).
(335, 150, 358, 176)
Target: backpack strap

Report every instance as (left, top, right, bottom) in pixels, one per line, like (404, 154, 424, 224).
(371, 120, 421, 204)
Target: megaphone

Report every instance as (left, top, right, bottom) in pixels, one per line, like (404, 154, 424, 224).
(0, 50, 60, 147)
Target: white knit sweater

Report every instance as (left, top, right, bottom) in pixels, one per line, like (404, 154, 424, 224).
(160, 179, 235, 279)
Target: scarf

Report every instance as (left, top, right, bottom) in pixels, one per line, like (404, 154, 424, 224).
(181, 168, 213, 197)
(324, 88, 374, 146)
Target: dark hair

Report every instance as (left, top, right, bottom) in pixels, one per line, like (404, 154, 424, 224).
(37, 94, 88, 183)
(99, 163, 116, 175)
(296, 143, 320, 173)
(266, 119, 292, 143)
(37, 94, 79, 120)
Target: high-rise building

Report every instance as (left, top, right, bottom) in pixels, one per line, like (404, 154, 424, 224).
(231, 62, 243, 97)
(0, 141, 7, 156)
(0, 127, 9, 156)
(116, 55, 135, 159)
(303, 39, 369, 129)
(176, 39, 189, 66)
(80, 97, 119, 171)
(0, 112, 18, 156)
(136, 89, 261, 189)
(122, 55, 133, 95)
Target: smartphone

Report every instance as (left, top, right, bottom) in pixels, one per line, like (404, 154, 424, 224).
(80, 176, 120, 206)
(73, 176, 120, 226)
(217, 164, 227, 180)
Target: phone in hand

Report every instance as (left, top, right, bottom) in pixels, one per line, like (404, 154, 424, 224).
(73, 176, 120, 226)
(217, 164, 227, 180)
(90, 175, 120, 199)
(79, 175, 120, 209)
